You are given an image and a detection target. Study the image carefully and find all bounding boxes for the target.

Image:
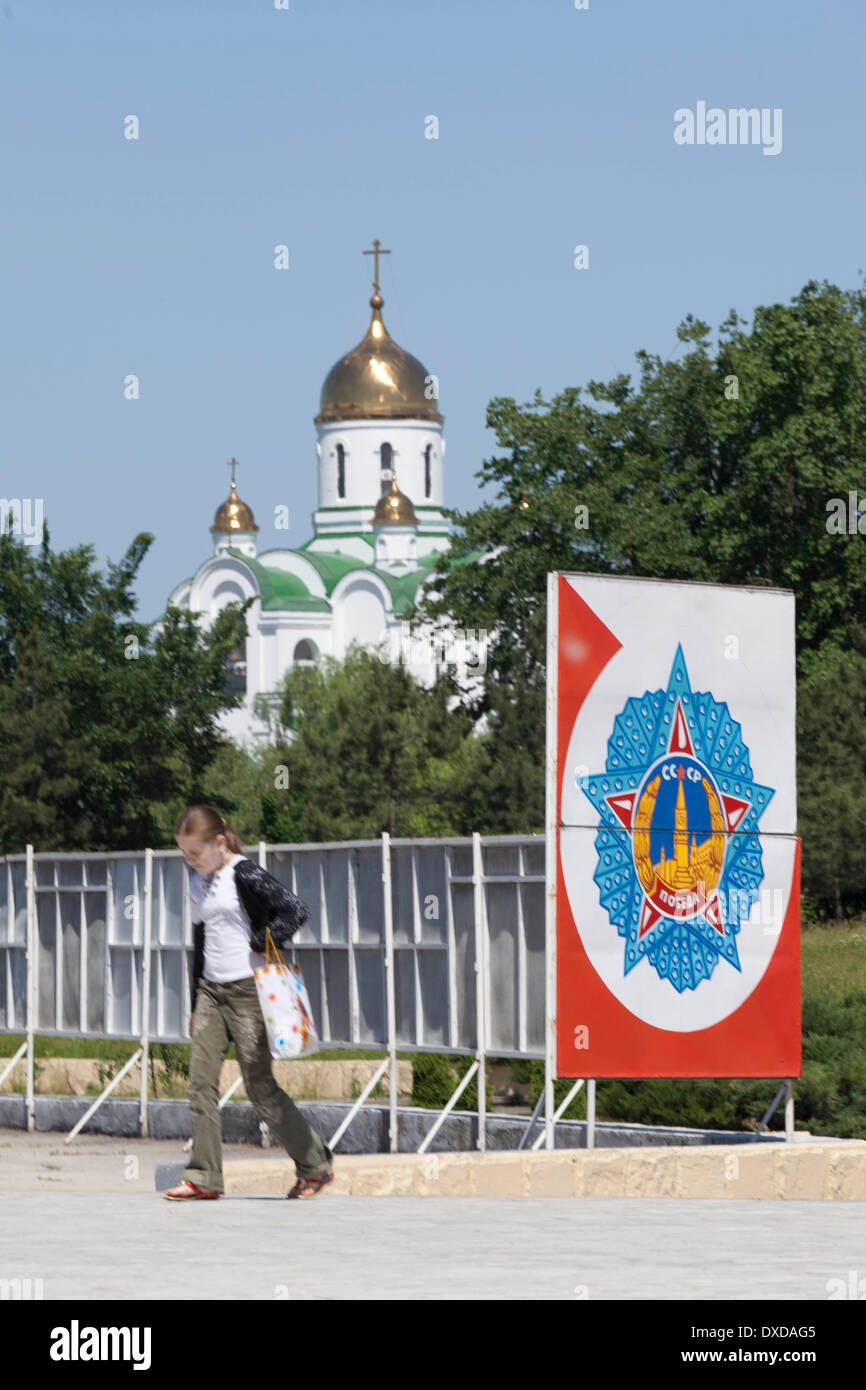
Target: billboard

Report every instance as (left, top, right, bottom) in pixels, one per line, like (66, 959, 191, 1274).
(546, 572, 800, 1078)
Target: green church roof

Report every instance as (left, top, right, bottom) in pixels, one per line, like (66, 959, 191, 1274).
(150, 539, 488, 626)
(225, 550, 330, 612)
(282, 548, 372, 595)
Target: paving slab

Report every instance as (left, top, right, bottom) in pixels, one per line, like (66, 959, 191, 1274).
(0, 1188, 863, 1301)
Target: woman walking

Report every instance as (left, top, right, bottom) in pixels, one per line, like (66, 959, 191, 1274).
(163, 804, 334, 1201)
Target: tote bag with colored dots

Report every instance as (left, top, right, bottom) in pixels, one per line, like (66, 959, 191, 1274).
(254, 927, 320, 1058)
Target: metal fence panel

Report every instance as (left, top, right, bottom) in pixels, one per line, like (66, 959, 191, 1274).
(0, 860, 27, 1030)
(0, 836, 546, 1058)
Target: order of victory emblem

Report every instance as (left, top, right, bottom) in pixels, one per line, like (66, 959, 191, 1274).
(577, 645, 775, 993)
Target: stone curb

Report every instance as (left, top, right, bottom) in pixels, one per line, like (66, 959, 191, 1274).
(156, 1140, 866, 1199)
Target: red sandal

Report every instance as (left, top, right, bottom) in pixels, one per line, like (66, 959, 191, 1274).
(164, 1180, 221, 1200)
(286, 1172, 334, 1199)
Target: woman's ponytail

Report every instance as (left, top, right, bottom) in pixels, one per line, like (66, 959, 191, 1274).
(175, 804, 244, 855)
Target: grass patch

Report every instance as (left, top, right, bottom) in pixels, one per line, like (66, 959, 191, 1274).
(0, 1036, 392, 1062)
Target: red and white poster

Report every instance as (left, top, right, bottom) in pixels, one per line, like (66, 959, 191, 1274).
(546, 572, 800, 1078)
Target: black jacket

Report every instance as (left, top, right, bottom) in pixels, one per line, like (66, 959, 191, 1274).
(188, 856, 310, 1012)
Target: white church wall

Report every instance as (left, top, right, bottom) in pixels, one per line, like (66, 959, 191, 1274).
(257, 615, 315, 691)
(214, 530, 256, 558)
(185, 556, 263, 723)
(316, 417, 444, 512)
(189, 554, 259, 615)
(373, 522, 417, 567)
(331, 573, 391, 661)
(212, 579, 247, 607)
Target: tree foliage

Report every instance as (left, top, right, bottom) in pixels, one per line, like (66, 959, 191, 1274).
(413, 279, 866, 909)
(265, 642, 492, 841)
(0, 527, 247, 851)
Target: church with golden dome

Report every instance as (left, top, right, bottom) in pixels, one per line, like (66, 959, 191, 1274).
(158, 242, 484, 748)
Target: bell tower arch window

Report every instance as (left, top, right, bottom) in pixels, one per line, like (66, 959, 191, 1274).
(336, 443, 345, 499)
(380, 441, 393, 494)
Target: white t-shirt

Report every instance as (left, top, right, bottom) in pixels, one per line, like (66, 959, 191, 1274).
(189, 853, 268, 983)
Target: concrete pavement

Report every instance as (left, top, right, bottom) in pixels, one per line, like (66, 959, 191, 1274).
(1, 1188, 864, 1301)
(1, 1133, 865, 1299)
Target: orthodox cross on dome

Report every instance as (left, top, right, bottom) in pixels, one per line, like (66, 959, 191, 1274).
(227, 457, 239, 485)
(363, 239, 391, 294)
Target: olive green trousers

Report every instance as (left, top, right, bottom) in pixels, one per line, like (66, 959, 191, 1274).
(182, 974, 333, 1193)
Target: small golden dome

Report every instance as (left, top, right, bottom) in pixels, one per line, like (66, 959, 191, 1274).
(211, 479, 259, 534)
(372, 472, 418, 526)
(316, 292, 443, 424)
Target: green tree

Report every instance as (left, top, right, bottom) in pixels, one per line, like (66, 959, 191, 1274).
(413, 279, 866, 899)
(797, 633, 866, 918)
(0, 625, 92, 845)
(0, 526, 249, 851)
(268, 641, 493, 841)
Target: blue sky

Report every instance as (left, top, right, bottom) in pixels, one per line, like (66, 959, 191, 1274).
(1, 0, 862, 621)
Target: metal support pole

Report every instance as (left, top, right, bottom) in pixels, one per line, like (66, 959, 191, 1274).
(517, 1086, 546, 1151)
(417, 1060, 480, 1154)
(66, 1048, 143, 1143)
(328, 1058, 390, 1152)
(530, 1077, 584, 1150)
(25, 844, 35, 1132)
(382, 833, 397, 1153)
(139, 848, 153, 1138)
(587, 1077, 596, 1149)
(472, 832, 487, 1153)
(544, 572, 559, 1152)
(784, 1078, 794, 1142)
(257, 840, 269, 1145)
(0, 1040, 28, 1089)
(753, 1083, 786, 1140)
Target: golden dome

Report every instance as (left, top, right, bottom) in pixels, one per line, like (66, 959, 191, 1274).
(316, 291, 443, 424)
(372, 471, 418, 526)
(211, 478, 259, 534)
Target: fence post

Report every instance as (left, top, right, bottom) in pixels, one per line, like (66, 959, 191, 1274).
(381, 832, 397, 1153)
(25, 844, 35, 1132)
(139, 848, 153, 1138)
(472, 832, 487, 1153)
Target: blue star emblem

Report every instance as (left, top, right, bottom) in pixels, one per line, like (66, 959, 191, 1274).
(578, 645, 775, 993)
